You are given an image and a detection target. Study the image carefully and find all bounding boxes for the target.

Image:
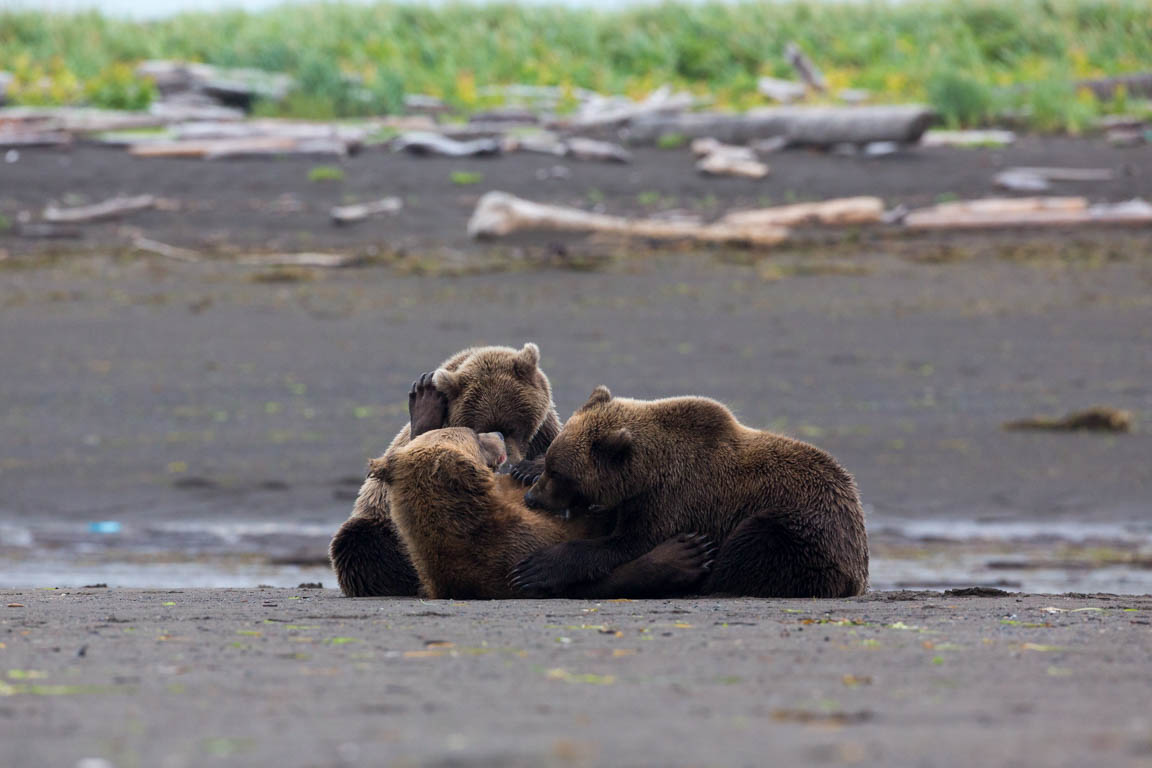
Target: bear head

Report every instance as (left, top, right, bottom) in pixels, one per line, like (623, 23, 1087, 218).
(430, 342, 553, 464)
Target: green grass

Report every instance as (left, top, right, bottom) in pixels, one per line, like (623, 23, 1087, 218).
(1, 0, 1151, 131)
(307, 165, 345, 182)
(450, 171, 484, 186)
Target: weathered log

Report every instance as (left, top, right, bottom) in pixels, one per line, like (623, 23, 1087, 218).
(468, 191, 789, 247)
(722, 197, 885, 228)
(757, 77, 806, 103)
(1006, 167, 1115, 182)
(130, 137, 295, 158)
(904, 197, 1152, 230)
(0, 106, 168, 133)
(330, 197, 403, 225)
(928, 197, 1087, 216)
(562, 86, 698, 131)
(0, 131, 72, 148)
(43, 195, 156, 223)
(393, 132, 501, 157)
(237, 253, 356, 268)
(564, 137, 632, 163)
(627, 105, 935, 147)
(920, 129, 1016, 147)
(785, 42, 827, 93)
(0, 71, 11, 107)
(696, 152, 769, 179)
(132, 236, 201, 263)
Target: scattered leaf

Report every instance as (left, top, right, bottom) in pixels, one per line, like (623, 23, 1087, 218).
(841, 674, 872, 687)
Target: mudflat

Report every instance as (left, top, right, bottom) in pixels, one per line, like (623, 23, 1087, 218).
(2, 588, 1150, 767)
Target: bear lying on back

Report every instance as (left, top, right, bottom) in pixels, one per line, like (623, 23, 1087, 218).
(329, 343, 562, 597)
(377, 383, 712, 599)
(514, 386, 869, 598)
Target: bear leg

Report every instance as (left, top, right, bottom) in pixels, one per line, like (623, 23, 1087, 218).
(568, 533, 715, 599)
(705, 514, 865, 598)
(329, 515, 420, 597)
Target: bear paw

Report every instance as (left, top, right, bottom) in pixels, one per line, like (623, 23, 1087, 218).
(409, 371, 449, 438)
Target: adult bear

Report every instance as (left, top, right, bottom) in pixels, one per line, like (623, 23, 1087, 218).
(513, 386, 868, 598)
(330, 343, 561, 597)
(375, 380, 711, 599)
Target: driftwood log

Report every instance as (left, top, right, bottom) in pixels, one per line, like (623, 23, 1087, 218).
(468, 191, 789, 247)
(627, 105, 935, 147)
(721, 197, 885, 228)
(905, 197, 1152, 230)
(330, 197, 403, 225)
(43, 195, 156, 223)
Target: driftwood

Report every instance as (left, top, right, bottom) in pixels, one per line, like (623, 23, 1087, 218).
(137, 60, 294, 111)
(757, 77, 806, 104)
(330, 197, 403, 225)
(691, 137, 772, 177)
(1007, 167, 1115, 182)
(0, 131, 72, 148)
(564, 137, 632, 163)
(394, 132, 501, 157)
(921, 129, 1016, 148)
(696, 149, 769, 179)
(43, 195, 156, 223)
(722, 197, 885, 228)
(995, 167, 1113, 192)
(0, 71, 11, 107)
(171, 120, 371, 143)
(1004, 406, 1133, 433)
(468, 191, 789, 247)
(129, 136, 350, 159)
(838, 89, 871, 105)
(904, 197, 1152, 230)
(132, 236, 201, 263)
(562, 86, 698, 131)
(628, 105, 935, 147)
(237, 253, 356, 268)
(0, 107, 168, 133)
(785, 43, 827, 93)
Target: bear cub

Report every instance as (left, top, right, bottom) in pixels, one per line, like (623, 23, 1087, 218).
(330, 343, 562, 597)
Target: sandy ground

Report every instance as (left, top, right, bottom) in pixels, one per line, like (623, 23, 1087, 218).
(1, 588, 1150, 767)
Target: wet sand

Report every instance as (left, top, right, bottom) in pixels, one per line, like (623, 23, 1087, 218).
(2, 588, 1151, 767)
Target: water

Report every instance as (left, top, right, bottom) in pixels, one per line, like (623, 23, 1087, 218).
(2, 516, 1150, 593)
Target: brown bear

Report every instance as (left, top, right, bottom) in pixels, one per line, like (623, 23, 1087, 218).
(329, 343, 562, 597)
(378, 424, 712, 599)
(513, 386, 869, 598)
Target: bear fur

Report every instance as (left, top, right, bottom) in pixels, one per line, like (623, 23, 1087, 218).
(515, 386, 869, 598)
(379, 425, 710, 600)
(329, 343, 562, 597)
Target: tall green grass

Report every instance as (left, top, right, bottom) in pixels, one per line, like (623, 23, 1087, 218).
(2, 0, 1150, 131)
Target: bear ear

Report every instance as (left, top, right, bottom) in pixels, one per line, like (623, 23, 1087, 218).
(368, 455, 395, 484)
(580, 385, 613, 412)
(594, 428, 632, 462)
(432, 368, 461, 398)
(513, 342, 540, 380)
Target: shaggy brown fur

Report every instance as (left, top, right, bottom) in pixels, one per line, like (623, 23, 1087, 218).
(380, 427, 711, 600)
(330, 343, 562, 597)
(515, 386, 869, 598)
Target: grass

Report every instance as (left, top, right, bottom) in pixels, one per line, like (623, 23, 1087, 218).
(307, 165, 345, 182)
(1, 0, 1151, 131)
(450, 170, 484, 185)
